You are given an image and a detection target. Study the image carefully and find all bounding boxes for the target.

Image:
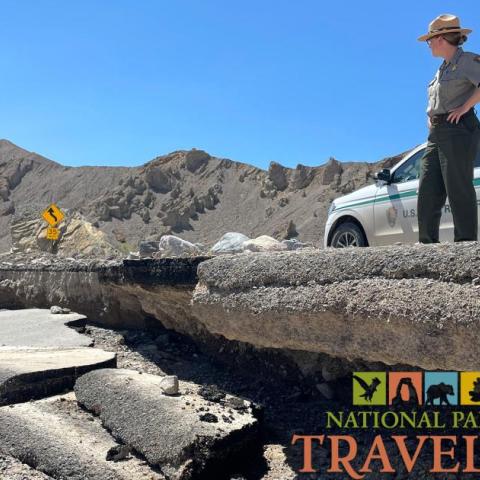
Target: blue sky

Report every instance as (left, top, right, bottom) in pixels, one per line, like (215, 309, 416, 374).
(0, 0, 479, 169)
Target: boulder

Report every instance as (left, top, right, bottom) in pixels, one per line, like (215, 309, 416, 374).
(242, 235, 288, 252)
(50, 305, 71, 314)
(156, 235, 202, 258)
(210, 232, 250, 255)
(139, 241, 159, 258)
(281, 238, 311, 250)
(267, 162, 288, 191)
(184, 149, 210, 172)
(274, 220, 297, 240)
(159, 375, 179, 395)
(144, 165, 173, 193)
(321, 157, 343, 185)
(290, 164, 314, 190)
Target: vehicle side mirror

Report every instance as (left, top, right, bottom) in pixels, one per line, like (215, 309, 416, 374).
(375, 168, 392, 184)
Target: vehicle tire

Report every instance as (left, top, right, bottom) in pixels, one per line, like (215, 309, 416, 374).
(330, 222, 367, 248)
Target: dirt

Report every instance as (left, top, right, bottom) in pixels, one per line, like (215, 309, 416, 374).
(81, 323, 474, 480)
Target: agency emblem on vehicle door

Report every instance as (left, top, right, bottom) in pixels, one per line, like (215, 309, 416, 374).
(386, 206, 398, 227)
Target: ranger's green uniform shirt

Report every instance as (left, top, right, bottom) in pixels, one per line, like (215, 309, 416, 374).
(427, 47, 480, 116)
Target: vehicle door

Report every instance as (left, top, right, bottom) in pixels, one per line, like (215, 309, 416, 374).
(373, 149, 424, 245)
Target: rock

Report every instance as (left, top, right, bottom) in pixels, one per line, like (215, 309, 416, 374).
(291, 164, 314, 190)
(184, 149, 210, 172)
(282, 239, 311, 250)
(321, 360, 349, 382)
(108, 205, 123, 220)
(10, 212, 120, 257)
(321, 157, 343, 185)
(274, 220, 297, 240)
(210, 232, 250, 255)
(112, 229, 127, 243)
(224, 396, 247, 411)
(50, 305, 71, 314)
(316, 382, 334, 400)
(106, 445, 131, 462)
(199, 413, 218, 423)
(139, 207, 150, 223)
(159, 209, 192, 231)
(242, 235, 288, 252)
(259, 178, 277, 199)
(198, 385, 226, 403)
(138, 241, 159, 258)
(155, 235, 202, 258)
(154, 333, 170, 347)
(144, 165, 173, 193)
(0, 201, 14, 217)
(75, 369, 260, 480)
(267, 162, 288, 191)
(0, 179, 9, 201)
(159, 375, 179, 395)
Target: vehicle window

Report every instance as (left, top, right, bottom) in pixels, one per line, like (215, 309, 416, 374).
(391, 149, 425, 183)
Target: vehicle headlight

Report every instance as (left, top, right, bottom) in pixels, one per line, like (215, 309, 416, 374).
(328, 201, 336, 217)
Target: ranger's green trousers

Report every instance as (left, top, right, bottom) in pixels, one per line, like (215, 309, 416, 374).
(417, 111, 480, 243)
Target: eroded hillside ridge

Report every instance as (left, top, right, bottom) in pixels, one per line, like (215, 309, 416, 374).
(0, 139, 407, 253)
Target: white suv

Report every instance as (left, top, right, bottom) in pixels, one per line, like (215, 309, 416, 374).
(324, 143, 480, 247)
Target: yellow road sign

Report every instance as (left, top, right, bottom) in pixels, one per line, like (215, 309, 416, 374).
(42, 203, 65, 226)
(46, 227, 60, 240)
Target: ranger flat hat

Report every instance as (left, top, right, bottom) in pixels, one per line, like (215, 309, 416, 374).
(418, 14, 472, 42)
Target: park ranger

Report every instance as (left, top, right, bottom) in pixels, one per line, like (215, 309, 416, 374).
(417, 14, 480, 243)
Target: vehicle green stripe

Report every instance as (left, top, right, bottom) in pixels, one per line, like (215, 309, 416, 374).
(334, 179, 480, 212)
(334, 188, 416, 211)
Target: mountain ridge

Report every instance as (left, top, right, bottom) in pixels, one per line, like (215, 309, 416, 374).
(0, 139, 409, 253)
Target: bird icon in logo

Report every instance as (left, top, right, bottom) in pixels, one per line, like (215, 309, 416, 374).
(353, 375, 382, 402)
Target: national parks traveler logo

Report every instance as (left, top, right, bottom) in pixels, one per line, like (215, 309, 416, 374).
(349, 371, 480, 406)
(292, 370, 480, 477)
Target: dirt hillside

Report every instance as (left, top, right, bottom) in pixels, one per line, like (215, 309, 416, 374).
(0, 139, 409, 253)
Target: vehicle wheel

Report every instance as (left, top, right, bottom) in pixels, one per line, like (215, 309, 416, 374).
(330, 222, 367, 248)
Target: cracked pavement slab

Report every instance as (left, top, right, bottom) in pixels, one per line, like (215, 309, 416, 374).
(0, 347, 116, 406)
(0, 393, 164, 480)
(75, 368, 260, 480)
(0, 308, 90, 348)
